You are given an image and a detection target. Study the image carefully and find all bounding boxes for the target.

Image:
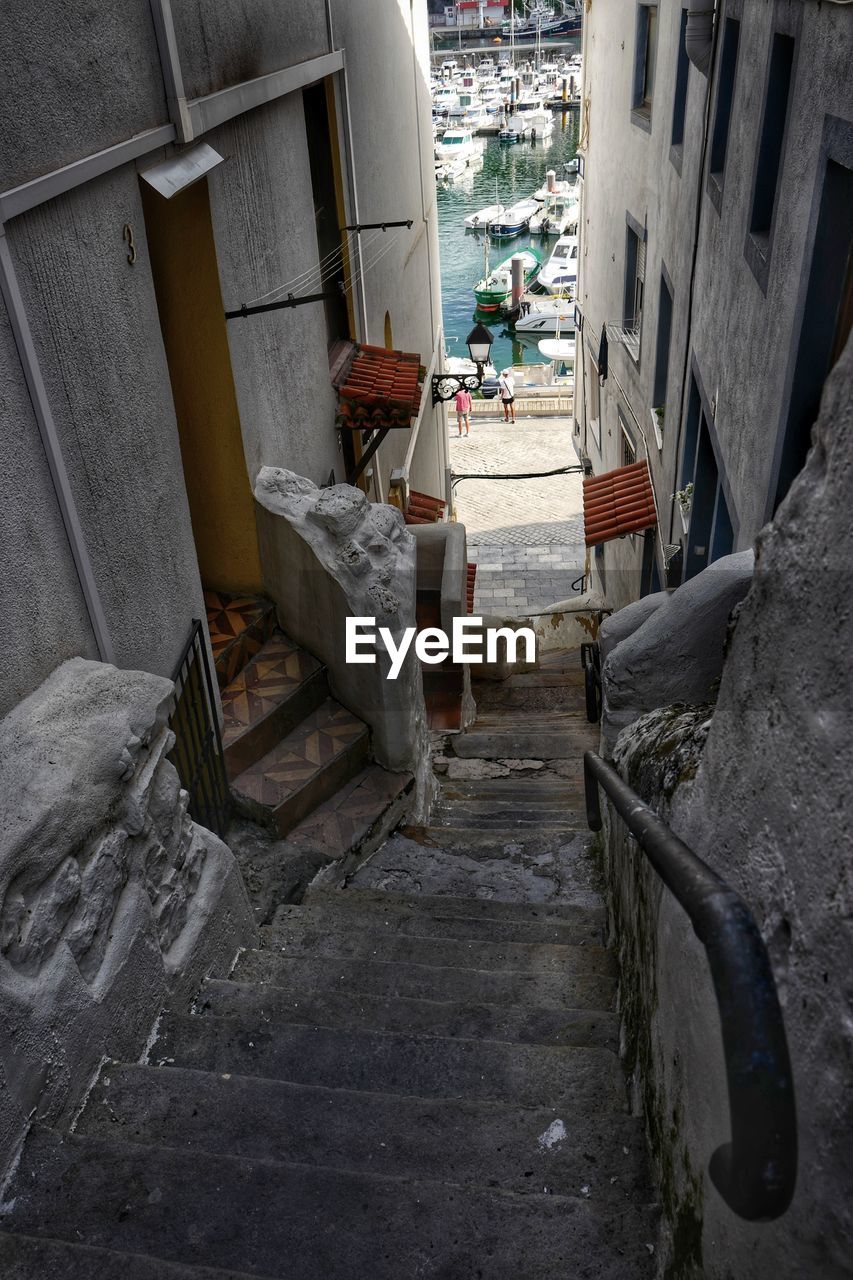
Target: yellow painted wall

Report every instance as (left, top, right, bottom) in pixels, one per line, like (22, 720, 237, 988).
(141, 177, 263, 593)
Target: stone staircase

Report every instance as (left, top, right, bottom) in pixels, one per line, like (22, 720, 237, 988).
(0, 646, 659, 1277)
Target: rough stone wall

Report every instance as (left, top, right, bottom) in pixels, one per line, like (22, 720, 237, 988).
(601, 337, 853, 1278)
(254, 468, 432, 812)
(0, 659, 257, 1180)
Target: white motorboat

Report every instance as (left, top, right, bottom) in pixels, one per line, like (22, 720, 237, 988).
(461, 101, 490, 131)
(537, 337, 576, 385)
(488, 197, 540, 237)
(529, 194, 578, 236)
(465, 202, 505, 231)
(432, 85, 460, 113)
(435, 158, 468, 183)
(536, 235, 579, 294)
(445, 355, 497, 381)
(434, 128, 479, 162)
(499, 113, 529, 143)
(513, 296, 576, 334)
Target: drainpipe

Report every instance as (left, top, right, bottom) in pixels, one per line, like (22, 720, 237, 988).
(0, 226, 115, 664)
(685, 6, 716, 76)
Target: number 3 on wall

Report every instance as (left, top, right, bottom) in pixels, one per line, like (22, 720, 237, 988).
(122, 223, 137, 265)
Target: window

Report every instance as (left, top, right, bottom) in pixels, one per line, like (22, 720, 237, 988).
(671, 9, 690, 157)
(749, 33, 795, 239)
(621, 421, 637, 468)
(623, 220, 646, 359)
(632, 4, 658, 128)
(708, 18, 740, 202)
(587, 354, 601, 443)
(652, 273, 674, 426)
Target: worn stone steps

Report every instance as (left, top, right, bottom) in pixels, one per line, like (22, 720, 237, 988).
(2, 1129, 657, 1279)
(429, 802, 587, 829)
(258, 915, 614, 976)
(156, 1013, 627, 1111)
(0, 1232, 267, 1280)
(196, 977, 618, 1047)
(269, 897, 604, 944)
(453, 729, 596, 759)
(77, 1064, 650, 1203)
(234, 947, 616, 1010)
(303, 883, 606, 927)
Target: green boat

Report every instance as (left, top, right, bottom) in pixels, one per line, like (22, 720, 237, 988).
(473, 247, 543, 312)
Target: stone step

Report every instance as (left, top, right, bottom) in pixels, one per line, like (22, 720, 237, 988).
(259, 916, 615, 976)
(304, 883, 605, 927)
(5, 1129, 657, 1279)
(473, 684, 584, 711)
(454, 729, 596, 760)
(220, 631, 327, 778)
(197, 978, 618, 1048)
(234, 942, 612, 1008)
(429, 802, 587, 830)
(269, 897, 604, 945)
(78, 1064, 651, 1203)
(0, 1232, 267, 1280)
(156, 1013, 627, 1111)
(232, 699, 369, 838)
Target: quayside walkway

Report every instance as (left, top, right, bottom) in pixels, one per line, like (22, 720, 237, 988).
(0, 650, 658, 1278)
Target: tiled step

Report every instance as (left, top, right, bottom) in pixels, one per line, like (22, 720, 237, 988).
(269, 897, 604, 945)
(232, 699, 369, 838)
(259, 916, 615, 977)
(155, 1014, 627, 1111)
(204, 589, 277, 690)
(3, 1129, 657, 1279)
(0, 1232, 264, 1280)
(233, 948, 616, 1011)
(77, 1064, 651, 1203)
(281, 763, 412, 860)
(196, 978, 619, 1048)
(220, 631, 327, 778)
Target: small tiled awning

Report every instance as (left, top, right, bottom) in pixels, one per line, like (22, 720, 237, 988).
(583, 460, 657, 546)
(333, 342, 426, 431)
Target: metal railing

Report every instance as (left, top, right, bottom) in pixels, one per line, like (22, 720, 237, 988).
(168, 619, 232, 837)
(584, 751, 797, 1221)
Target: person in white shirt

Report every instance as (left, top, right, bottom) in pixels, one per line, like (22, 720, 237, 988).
(498, 370, 516, 423)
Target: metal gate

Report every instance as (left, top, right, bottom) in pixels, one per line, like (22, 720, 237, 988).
(168, 619, 231, 837)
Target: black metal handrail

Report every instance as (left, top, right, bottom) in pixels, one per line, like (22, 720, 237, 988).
(584, 751, 797, 1221)
(168, 619, 232, 837)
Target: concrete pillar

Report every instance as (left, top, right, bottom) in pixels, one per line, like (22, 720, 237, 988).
(511, 255, 525, 309)
(562, 77, 569, 104)
(546, 169, 557, 193)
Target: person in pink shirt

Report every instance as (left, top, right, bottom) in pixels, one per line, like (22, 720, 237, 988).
(455, 387, 473, 436)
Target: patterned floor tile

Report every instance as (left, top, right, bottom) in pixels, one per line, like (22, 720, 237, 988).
(220, 633, 322, 748)
(204, 590, 277, 689)
(287, 766, 413, 855)
(234, 700, 368, 809)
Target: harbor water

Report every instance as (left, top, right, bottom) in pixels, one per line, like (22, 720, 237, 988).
(436, 114, 580, 374)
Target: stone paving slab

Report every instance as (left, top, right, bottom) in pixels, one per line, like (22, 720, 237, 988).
(449, 415, 587, 612)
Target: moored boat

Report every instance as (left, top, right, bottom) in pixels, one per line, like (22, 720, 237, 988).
(473, 247, 543, 311)
(464, 202, 505, 231)
(536, 234, 579, 294)
(488, 198, 540, 237)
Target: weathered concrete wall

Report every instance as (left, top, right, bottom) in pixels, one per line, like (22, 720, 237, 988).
(601, 337, 853, 1277)
(0, 659, 257, 1180)
(0, 2, 167, 191)
(2, 166, 206, 715)
(254, 468, 432, 811)
(207, 95, 341, 488)
(170, 0, 330, 100)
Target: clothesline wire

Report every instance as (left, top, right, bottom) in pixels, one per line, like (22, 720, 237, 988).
(244, 226, 399, 308)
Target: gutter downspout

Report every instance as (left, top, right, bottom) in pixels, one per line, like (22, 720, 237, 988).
(685, 6, 716, 76)
(0, 226, 115, 663)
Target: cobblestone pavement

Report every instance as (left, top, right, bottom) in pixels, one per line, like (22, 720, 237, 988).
(449, 413, 587, 616)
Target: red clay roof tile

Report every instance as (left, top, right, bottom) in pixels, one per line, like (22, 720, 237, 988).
(583, 460, 657, 547)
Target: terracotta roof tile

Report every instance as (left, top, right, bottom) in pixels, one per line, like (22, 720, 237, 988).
(334, 343, 425, 432)
(583, 460, 657, 547)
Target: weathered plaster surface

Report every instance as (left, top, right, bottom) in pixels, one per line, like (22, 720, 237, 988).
(600, 550, 754, 755)
(603, 337, 853, 1277)
(254, 468, 432, 812)
(0, 659, 257, 1180)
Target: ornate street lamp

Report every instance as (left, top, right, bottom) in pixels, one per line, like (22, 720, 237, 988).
(431, 322, 495, 404)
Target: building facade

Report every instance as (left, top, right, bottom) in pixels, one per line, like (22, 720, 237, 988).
(1, 0, 447, 719)
(573, 0, 853, 609)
